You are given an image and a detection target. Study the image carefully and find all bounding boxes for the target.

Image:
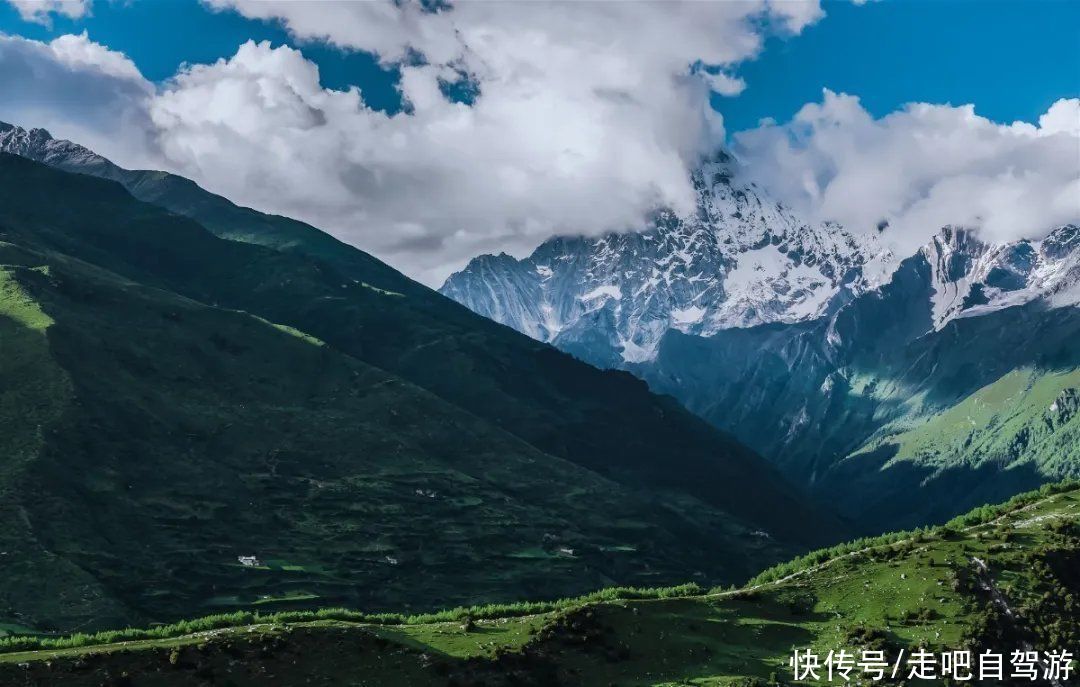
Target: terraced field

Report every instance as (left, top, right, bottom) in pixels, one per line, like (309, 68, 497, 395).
(2, 483, 1076, 686)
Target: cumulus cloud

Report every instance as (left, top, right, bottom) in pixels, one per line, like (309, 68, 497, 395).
(146, 40, 720, 284)
(1039, 98, 1080, 137)
(203, 1, 823, 66)
(46, 30, 144, 81)
(733, 90, 1080, 257)
(163, 1, 827, 283)
(7, 0, 89, 26)
(4, 1, 830, 284)
(8, 3, 1074, 288)
(700, 70, 747, 97)
(0, 31, 156, 167)
(1, 0, 820, 285)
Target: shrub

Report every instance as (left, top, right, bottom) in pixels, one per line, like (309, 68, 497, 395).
(0, 583, 708, 654)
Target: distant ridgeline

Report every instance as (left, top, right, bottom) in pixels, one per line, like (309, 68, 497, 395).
(0, 126, 840, 634)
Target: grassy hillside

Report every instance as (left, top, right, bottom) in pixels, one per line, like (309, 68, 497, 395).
(0, 152, 840, 633)
(3, 482, 1076, 686)
(0, 261, 134, 633)
(862, 366, 1080, 474)
(0, 152, 836, 549)
(0, 241, 798, 634)
(817, 303, 1080, 530)
(824, 365, 1080, 528)
(0, 137, 836, 546)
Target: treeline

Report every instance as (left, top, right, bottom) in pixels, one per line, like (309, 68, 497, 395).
(0, 583, 705, 654)
(941, 479, 1078, 528)
(747, 480, 1079, 587)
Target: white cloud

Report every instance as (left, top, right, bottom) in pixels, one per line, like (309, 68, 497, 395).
(733, 90, 1080, 256)
(47, 30, 144, 81)
(149, 1, 827, 284)
(0, 31, 156, 167)
(12, 4, 1074, 288)
(1039, 98, 1080, 137)
(701, 70, 747, 97)
(203, 1, 823, 66)
(3, 2, 829, 285)
(7, 0, 90, 26)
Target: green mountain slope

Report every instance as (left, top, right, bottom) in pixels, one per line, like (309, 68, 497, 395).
(0, 151, 835, 547)
(4, 483, 1077, 686)
(0, 239, 795, 634)
(854, 367, 1079, 476)
(639, 252, 1080, 532)
(0, 152, 838, 632)
(824, 361, 1080, 530)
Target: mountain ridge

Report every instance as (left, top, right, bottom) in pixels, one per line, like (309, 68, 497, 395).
(0, 137, 840, 632)
(637, 226, 1080, 530)
(440, 153, 893, 368)
(436, 139, 1080, 532)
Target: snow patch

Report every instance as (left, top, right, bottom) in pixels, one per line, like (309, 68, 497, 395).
(580, 284, 621, 301)
(671, 305, 706, 326)
(619, 338, 653, 363)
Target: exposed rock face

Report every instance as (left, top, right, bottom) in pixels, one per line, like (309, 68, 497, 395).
(0, 123, 119, 174)
(921, 225, 1080, 329)
(445, 164, 1080, 531)
(441, 153, 892, 368)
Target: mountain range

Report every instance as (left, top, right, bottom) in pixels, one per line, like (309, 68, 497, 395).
(3, 117, 1076, 641)
(442, 156, 1080, 532)
(441, 152, 894, 368)
(0, 123, 838, 633)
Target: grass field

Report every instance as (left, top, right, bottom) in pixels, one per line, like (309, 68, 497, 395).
(852, 366, 1080, 475)
(2, 482, 1076, 685)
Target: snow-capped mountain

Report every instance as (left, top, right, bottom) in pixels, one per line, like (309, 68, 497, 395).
(0, 122, 117, 175)
(635, 221, 1080, 530)
(8, 120, 1076, 366)
(921, 224, 1080, 328)
(441, 153, 893, 367)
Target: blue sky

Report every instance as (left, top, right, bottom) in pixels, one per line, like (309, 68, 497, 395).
(719, 0, 1080, 131)
(0, 0, 404, 110)
(3, 0, 1076, 133)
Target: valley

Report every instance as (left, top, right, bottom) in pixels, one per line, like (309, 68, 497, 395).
(0, 4, 1075, 685)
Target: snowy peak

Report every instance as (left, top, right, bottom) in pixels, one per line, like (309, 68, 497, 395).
(0, 121, 120, 179)
(440, 251, 552, 342)
(921, 224, 1080, 328)
(442, 160, 892, 366)
(0, 121, 54, 151)
(443, 149, 1079, 371)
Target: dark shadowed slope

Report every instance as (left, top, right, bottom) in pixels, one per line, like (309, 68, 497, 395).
(0, 128, 840, 547)
(0, 152, 840, 633)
